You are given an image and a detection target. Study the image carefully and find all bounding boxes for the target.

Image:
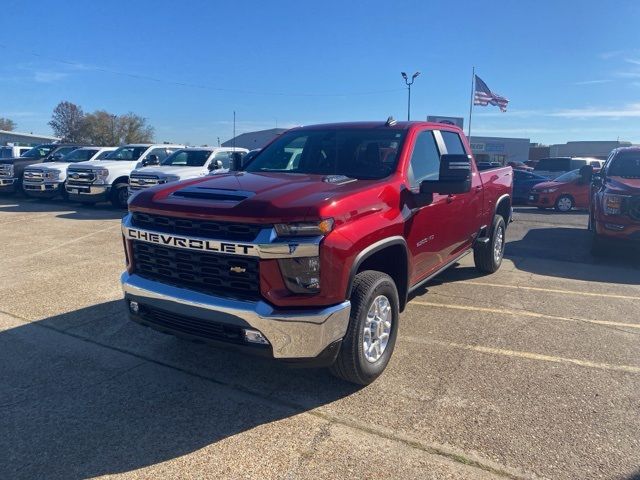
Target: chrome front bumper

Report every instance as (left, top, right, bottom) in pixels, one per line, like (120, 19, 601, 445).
(65, 184, 111, 201)
(23, 180, 63, 192)
(121, 272, 351, 359)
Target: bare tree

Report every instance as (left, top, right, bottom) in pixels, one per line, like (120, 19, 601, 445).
(0, 117, 17, 131)
(49, 102, 86, 142)
(83, 110, 119, 146)
(117, 112, 154, 144)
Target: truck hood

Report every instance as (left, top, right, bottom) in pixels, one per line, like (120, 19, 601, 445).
(70, 160, 141, 170)
(130, 171, 381, 223)
(133, 165, 209, 179)
(605, 176, 640, 194)
(24, 161, 72, 171)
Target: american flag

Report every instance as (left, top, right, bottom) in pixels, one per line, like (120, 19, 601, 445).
(474, 75, 509, 112)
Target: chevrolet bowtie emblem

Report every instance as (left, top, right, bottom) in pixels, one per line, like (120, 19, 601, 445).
(229, 266, 246, 273)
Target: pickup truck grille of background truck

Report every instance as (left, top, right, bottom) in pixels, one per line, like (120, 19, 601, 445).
(23, 170, 45, 183)
(131, 212, 265, 242)
(131, 240, 261, 299)
(129, 174, 165, 191)
(66, 170, 96, 184)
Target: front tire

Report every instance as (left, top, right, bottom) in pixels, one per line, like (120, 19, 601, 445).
(111, 183, 129, 209)
(330, 270, 399, 385)
(555, 195, 573, 212)
(474, 214, 506, 273)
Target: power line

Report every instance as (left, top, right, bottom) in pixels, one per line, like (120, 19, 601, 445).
(0, 43, 404, 98)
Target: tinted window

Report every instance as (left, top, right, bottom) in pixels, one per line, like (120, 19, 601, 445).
(608, 151, 640, 178)
(149, 148, 169, 161)
(245, 129, 406, 179)
(441, 131, 466, 155)
(62, 149, 99, 162)
(535, 158, 570, 172)
(105, 146, 148, 161)
(570, 159, 587, 168)
(51, 146, 78, 157)
(407, 130, 441, 187)
(96, 150, 113, 159)
(162, 150, 212, 167)
(21, 145, 55, 158)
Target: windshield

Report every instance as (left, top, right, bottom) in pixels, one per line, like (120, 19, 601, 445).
(21, 145, 55, 159)
(161, 149, 211, 167)
(553, 170, 580, 183)
(608, 152, 640, 178)
(103, 146, 148, 161)
(535, 158, 570, 172)
(0, 147, 14, 159)
(245, 128, 407, 179)
(61, 149, 98, 162)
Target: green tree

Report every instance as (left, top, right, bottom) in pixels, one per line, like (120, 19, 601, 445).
(0, 117, 17, 131)
(48, 102, 86, 142)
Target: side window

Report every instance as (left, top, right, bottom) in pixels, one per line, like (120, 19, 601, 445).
(440, 131, 466, 155)
(214, 151, 233, 168)
(407, 130, 441, 187)
(149, 147, 168, 161)
(96, 150, 112, 159)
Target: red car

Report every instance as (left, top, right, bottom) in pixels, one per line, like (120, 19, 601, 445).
(528, 169, 592, 212)
(121, 121, 513, 384)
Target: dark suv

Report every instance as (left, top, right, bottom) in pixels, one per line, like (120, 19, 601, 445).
(0, 143, 87, 194)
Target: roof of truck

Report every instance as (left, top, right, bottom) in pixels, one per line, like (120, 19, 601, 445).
(290, 121, 463, 131)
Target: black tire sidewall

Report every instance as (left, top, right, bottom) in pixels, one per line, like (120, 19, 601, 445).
(112, 184, 128, 208)
(352, 274, 399, 380)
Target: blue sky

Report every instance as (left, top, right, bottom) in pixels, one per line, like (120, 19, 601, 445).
(1, 0, 639, 145)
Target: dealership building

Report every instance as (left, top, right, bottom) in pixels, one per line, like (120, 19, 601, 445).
(468, 136, 530, 164)
(0, 129, 60, 146)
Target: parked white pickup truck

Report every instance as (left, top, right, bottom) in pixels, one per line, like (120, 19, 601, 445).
(128, 147, 248, 194)
(23, 146, 115, 199)
(66, 143, 184, 208)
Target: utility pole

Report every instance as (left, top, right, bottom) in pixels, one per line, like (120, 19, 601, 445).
(233, 111, 236, 151)
(401, 71, 420, 121)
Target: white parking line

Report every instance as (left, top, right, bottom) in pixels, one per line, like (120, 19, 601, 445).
(409, 300, 640, 330)
(458, 281, 640, 301)
(403, 337, 640, 374)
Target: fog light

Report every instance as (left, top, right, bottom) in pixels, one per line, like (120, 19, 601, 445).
(244, 329, 269, 345)
(278, 256, 321, 294)
(129, 300, 140, 314)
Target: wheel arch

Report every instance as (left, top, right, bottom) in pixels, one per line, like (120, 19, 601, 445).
(346, 236, 410, 312)
(495, 194, 512, 225)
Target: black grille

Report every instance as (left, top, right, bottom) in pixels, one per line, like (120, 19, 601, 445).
(132, 241, 260, 300)
(138, 305, 245, 344)
(132, 212, 264, 242)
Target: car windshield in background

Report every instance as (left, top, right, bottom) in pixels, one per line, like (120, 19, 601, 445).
(104, 146, 148, 161)
(554, 170, 580, 182)
(21, 145, 55, 158)
(535, 158, 570, 171)
(609, 152, 640, 178)
(244, 128, 407, 179)
(61, 149, 97, 162)
(162, 150, 211, 167)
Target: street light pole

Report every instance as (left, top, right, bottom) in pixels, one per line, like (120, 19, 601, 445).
(401, 71, 420, 121)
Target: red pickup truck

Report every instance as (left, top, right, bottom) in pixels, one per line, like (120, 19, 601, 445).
(589, 147, 640, 254)
(121, 121, 513, 384)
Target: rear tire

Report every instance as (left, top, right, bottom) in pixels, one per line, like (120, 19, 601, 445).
(474, 215, 506, 273)
(330, 270, 399, 385)
(555, 195, 573, 212)
(111, 183, 129, 209)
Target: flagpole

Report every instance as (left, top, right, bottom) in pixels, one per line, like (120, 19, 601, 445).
(467, 66, 475, 139)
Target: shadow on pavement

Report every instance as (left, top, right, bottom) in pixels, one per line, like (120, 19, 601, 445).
(0, 301, 359, 480)
(0, 194, 124, 221)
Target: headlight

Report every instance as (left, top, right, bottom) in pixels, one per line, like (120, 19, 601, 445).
(278, 257, 321, 293)
(603, 194, 630, 215)
(274, 219, 334, 237)
(45, 169, 61, 180)
(94, 168, 109, 184)
(540, 188, 558, 193)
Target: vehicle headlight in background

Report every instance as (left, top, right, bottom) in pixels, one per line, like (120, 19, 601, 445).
(45, 169, 61, 180)
(278, 256, 321, 293)
(274, 219, 334, 237)
(94, 168, 109, 184)
(603, 194, 629, 215)
(539, 188, 558, 193)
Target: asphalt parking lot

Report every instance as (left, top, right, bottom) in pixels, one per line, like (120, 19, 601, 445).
(1, 197, 639, 480)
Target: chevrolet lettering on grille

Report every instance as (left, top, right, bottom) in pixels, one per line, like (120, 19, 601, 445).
(125, 227, 257, 256)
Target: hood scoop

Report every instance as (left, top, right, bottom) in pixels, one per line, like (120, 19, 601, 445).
(172, 186, 254, 202)
(323, 175, 356, 185)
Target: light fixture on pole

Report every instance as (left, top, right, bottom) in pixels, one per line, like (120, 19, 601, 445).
(401, 71, 420, 121)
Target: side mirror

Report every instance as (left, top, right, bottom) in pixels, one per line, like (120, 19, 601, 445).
(47, 153, 63, 162)
(231, 152, 245, 171)
(578, 165, 593, 184)
(208, 159, 223, 171)
(144, 154, 160, 166)
(420, 154, 472, 195)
